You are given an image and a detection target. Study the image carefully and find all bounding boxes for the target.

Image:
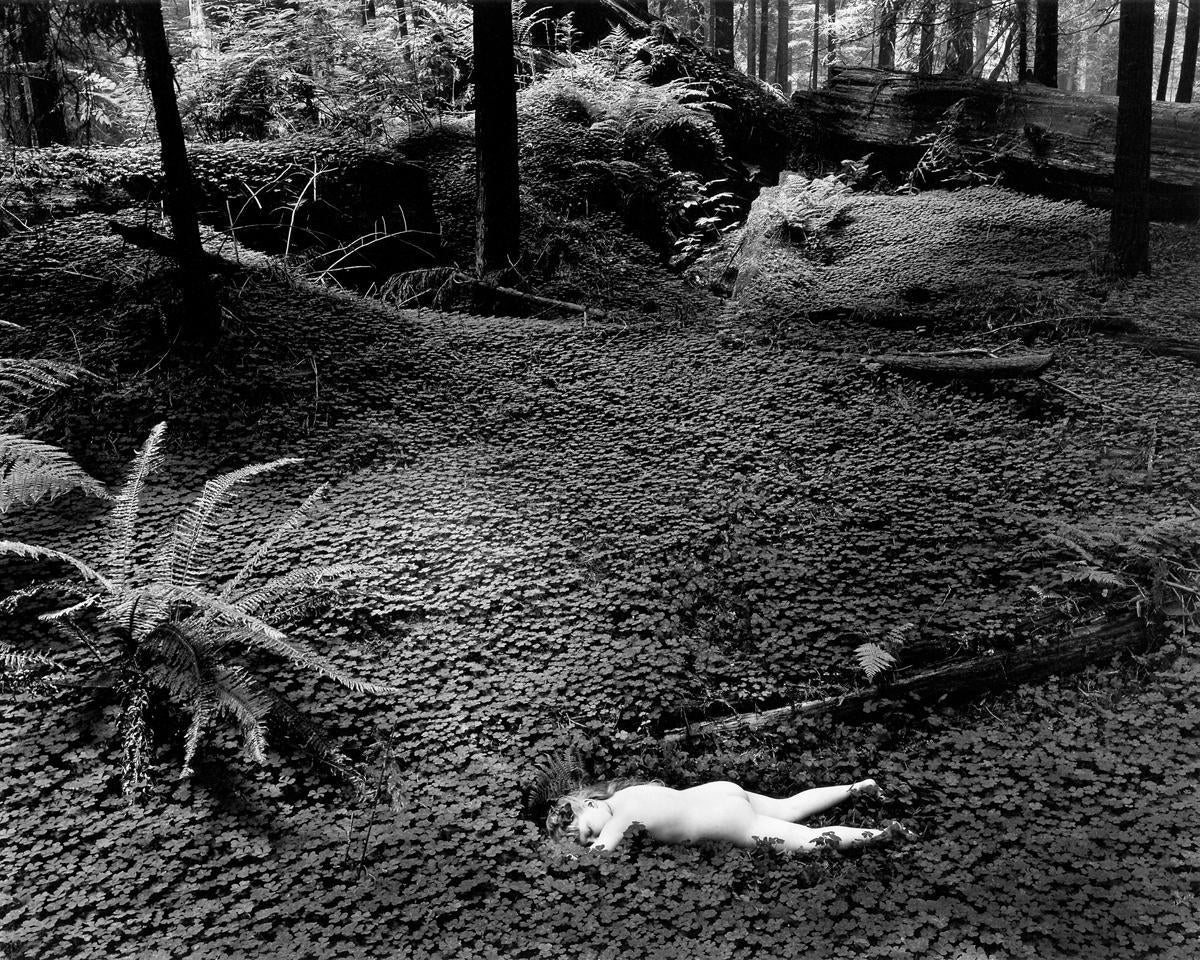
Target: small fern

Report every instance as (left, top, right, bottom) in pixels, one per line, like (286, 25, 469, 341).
(0, 434, 108, 512)
(0, 422, 399, 797)
(854, 642, 898, 681)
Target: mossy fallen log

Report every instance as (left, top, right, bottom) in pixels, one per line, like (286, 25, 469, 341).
(663, 617, 1150, 740)
(793, 68, 1200, 219)
(869, 349, 1056, 379)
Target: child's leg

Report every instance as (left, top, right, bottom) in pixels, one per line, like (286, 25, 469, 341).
(740, 816, 897, 853)
(745, 779, 879, 822)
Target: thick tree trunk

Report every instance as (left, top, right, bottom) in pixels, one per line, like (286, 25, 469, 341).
(662, 618, 1152, 739)
(1158, 0, 1179, 101)
(1178, 0, 1200, 101)
(127, 0, 217, 343)
(711, 0, 735, 64)
(793, 67, 1200, 217)
(472, 0, 521, 275)
(1017, 0, 1029, 79)
(1034, 0, 1058, 85)
(877, 0, 900, 70)
(17, 3, 68, 146)
(775, 0, 791, 91)
(747, 0, 758, 75)
(758, 0, 770, 78)
(811, 0, 821, 86)
(973, 0, 991, 75)
(944, 0, 975, 75)
(917, 0, 936, 74)
(1110, 0, 1155, 274)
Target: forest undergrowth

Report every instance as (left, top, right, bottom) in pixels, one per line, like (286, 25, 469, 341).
(2, 172, 1199, 957)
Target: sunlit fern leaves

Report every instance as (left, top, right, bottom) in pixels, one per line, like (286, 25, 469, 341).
(0, 357, 82, 399)
(528, 749, 585, 813)
(0, 434, 107, 512)
(0, 423, 397, 794)
(854, 642, 898, 681)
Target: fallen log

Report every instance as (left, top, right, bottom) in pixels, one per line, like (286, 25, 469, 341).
(663, 616, 1149, 740)
(868, 349, 1055, 379)
(793, 68, 1200, 219)
(453, 272, 608, 319)
(1118, 335, 1200, 365)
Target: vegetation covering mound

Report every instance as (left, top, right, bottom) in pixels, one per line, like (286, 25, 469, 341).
(1, 191, 1198, 956)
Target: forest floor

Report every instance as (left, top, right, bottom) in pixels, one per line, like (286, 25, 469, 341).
(2, 174, 1200, 959)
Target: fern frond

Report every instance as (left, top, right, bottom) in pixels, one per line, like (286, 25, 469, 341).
(855, 642, 897, 681)
(163, 457, 302, 592)
(529, 750, 584, 807)
(1058, 564, 1127, 588)
(0, 540, 115, 591)
(1129, 516, 1200, 554)
(157, 583, 402, 696)
(233, 563, 373, 618)
(0, 639, 60, 674)
(221, 483, 331, 599)
(108, 422, 167, 585)
(0, 434, 107, 512)
(212, 665, 273, 764)
(0, 358, 83, 399)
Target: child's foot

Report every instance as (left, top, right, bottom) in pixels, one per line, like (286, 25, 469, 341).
(886, 820, 918, 843)
(849, 778, 880, 800)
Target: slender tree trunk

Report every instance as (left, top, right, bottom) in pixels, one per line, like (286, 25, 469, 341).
(17, 3, 68, 146)
(877, 0, 900, 70)
(1017, 0, 1029, 78)
(1178, 0, 1200, 101)
(758, 0, 770, 78)
(748, 0, 758, 74)
(988, 22, 1016, 79)
(775, 0, 791, 91)
(1033, 0, 1058, 85)
(711, 0, 735, 63)
(944, 0, 975, 74)
(918, 0, 936, 74)
(1110, 0, 1155, 275)
(811, 0, 820, 86)
(826, 0, 837, 76)
(472, 0, 521, 275)
(127, 0, 216, 343)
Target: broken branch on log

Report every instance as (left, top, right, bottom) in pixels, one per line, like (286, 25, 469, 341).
(663, 617, 1150, 740)
(868, 350, 1055, 378)
(109, 220, 236, 274)
(453, 272, 607, 319)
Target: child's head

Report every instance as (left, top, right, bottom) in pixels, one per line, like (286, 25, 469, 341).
(545, 781, 628, 845)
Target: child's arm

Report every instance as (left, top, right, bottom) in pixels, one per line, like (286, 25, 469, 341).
(590, 818, 631, 851)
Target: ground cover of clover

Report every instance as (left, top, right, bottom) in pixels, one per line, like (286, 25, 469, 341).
(1, 193, 1198, 959)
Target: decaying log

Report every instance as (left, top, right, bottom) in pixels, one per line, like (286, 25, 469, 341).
(793, 68, 1200, 217)
(1119, 335, 1200, 364)
(869, 349, 1055, 378)
(663, 617, 1149, 740)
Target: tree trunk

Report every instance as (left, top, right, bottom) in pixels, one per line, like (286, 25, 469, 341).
(811, 0, 821, 86)
(127, 0, 217, 343)
(1033, 0, 1058, 85)
(17, 3, 68, 146)
(988, 24, 1016, 80)
(775, 0, 791, 91)
(826, 0, 837, 77)
(472, 0, 521, 275)
(1017, 0, 1029, 79)
(973, 0, 991, 75)
(877, 0, 900, 70)
(747, 0, 758, 74)
(711, 0, 735, 63)
(1110, 0, 1155, 275)
(1178, 0, 1200, 101)
(917, 0, 936, 74)
(944, 0, 975, 74)
(758, 0, 770, 78)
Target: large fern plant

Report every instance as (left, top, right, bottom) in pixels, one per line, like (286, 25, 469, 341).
(0, 422, 399, 796)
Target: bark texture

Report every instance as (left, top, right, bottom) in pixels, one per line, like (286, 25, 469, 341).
(1110, 0, 1156, 274)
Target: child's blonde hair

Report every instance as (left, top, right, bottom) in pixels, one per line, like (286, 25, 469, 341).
(545, 779, 653, 842)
